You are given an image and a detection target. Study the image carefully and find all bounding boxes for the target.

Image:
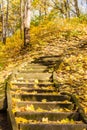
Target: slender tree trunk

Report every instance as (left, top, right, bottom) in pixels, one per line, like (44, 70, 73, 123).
(2, 0, 6, 44)
(74, 0, 80, 17)
(39, 7, 42, 18)
(44, 0, 47, 17)
(66, 0, 70, 18)
(20, 0, 24, 39)
(24, 0, 31, 47)
(6, 0, 9, 39)
(0, 4, 2, 40)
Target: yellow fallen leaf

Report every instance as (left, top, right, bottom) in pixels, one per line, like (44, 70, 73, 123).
(42, 99, 47, 103)
(15, 117, 28, 124)
(35, 79, 39, 84)
(66, 66, 70, 71)
(42, 117, 48, 123)
(26, 105, 35, 111)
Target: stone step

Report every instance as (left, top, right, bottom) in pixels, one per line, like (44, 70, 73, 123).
(16, 101, 74, 110)
(13, 72, 52, 81)
(31, 56, 62, 66)
(18, 64, 50, 70)
(19, 123, 87, 130)
(15, 111, 75, 121)
(18, 65, 51, 72)
(12, 93, 70, 102)
(12, 79, 52, 84)
(18, 68, 52, 73)
(11, 82, 54, 88)
(11, 88, 55, 93)
(23, 63, 48, 68)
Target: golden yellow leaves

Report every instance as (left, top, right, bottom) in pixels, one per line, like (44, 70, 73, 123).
(12, 98, 21, 103)
(26, 105, 35, 111)
(15, 117, 28, 124)
(41, 99, 47, 103)
(15, 117, 82, 125)
(57, 118, 74, 124)
(12, 103, 71, 114)
(12, 104, 35, 113)
(34, 79, 39, 84)
(42, 117, 48, 123)
(66, 66, 71, 71)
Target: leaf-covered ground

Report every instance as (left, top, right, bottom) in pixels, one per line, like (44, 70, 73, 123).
(40, 36, 87, 115)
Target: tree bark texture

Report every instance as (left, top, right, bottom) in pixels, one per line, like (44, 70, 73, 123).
(74, 0, 80, 17)
(1, 0, 6, 44)
(24, 0, 31, 47)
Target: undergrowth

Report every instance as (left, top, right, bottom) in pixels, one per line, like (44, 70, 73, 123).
(0, 17, 87, 70)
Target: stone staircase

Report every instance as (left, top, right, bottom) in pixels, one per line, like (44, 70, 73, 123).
(7, 56, 87, 130)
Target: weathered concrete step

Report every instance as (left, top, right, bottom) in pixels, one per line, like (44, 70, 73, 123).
(11, 82, 54, 87)
(16, 101, 74, 110)
(19, 63, 53, 72)
(19, 123, 87, 130)
(23, 63, 48, 68)
(13, 72, 52, 81)
(12, 94, 70, 102)
(18, 69, 49, 73)
(12, 79, 52, 85)
(31, 56, 62, 66)
(11, 88, 55, 93)
(31, 61, 58, 66)
(18, 68, 52, 73)
(15, 112, 75, 121)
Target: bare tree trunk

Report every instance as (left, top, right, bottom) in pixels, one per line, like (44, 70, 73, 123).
(6, 0, 9, 39)
(39, 7, 42, 18)
(1, 0, 6, 44)
(74, 0, 80, 17)
(20, 0, 24, 39)
(0, 4, 2, 40)
(24, 0, 31, 47)
(66, 0, 70, 18)
(44, 0, 47, 17)
(67, 0, 70, 18)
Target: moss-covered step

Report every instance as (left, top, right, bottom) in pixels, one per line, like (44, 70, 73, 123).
(18, 68, 51, 73)
(16, 101, 74, 110)
(12, 93, 70, 102)
(10, 82, 54, 88)
(19, 123, 87, 130)
(11, 79, 53, 84)
(11, 88, 56, 93)
(13, 72, 52, 81)
(22, 63, 48, 69)
(31, 56, 62, 66)
(15, 111, 76, 121)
